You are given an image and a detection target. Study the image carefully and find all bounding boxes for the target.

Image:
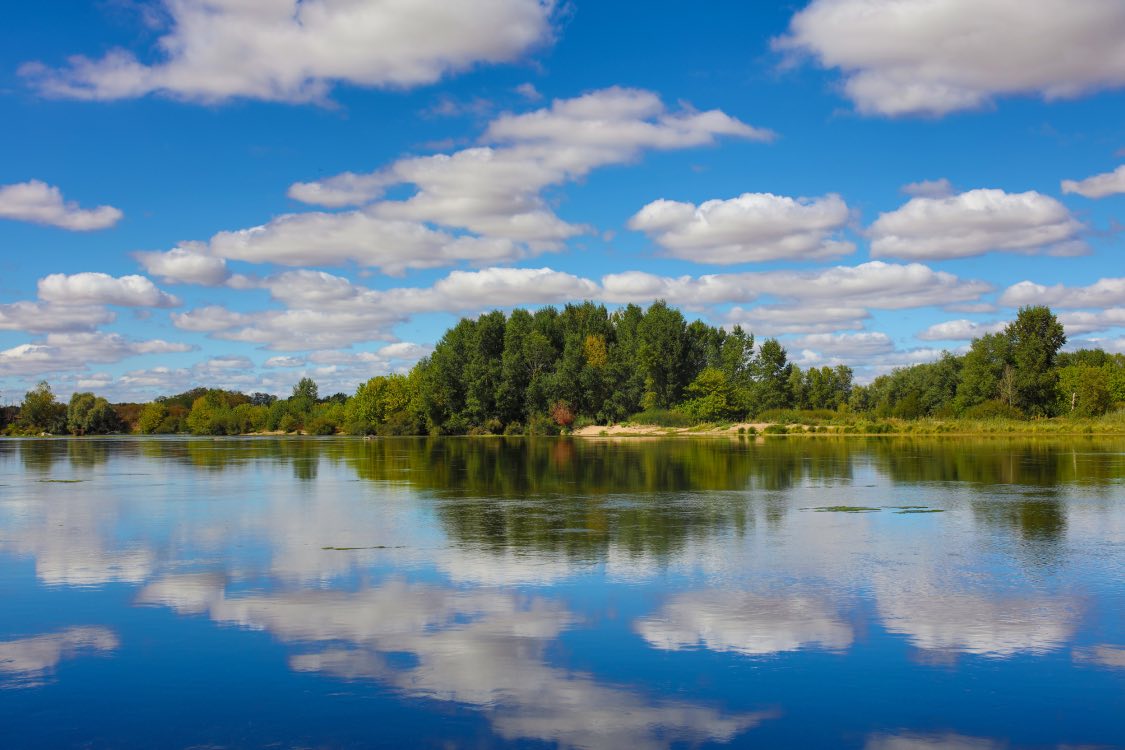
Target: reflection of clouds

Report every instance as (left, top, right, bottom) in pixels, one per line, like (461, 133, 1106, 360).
(876, 584, 1076, 657)
(0, 482, 154, 586)
(139, 574, 771, 750)
(0, 627, 119, 687)
(636, 590, 852, 655)
(865, 733, 1002, 750)
(1073, 644, 1125, 669)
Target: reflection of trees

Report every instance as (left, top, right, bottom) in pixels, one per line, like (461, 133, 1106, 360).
(867, 437, 1124, 487)
(18, 439, 62, 473)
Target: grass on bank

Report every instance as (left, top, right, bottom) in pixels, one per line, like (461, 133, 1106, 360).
(618, 406, 1125, 436)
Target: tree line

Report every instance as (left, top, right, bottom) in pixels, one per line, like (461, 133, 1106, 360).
(3, 302, 1123, 437)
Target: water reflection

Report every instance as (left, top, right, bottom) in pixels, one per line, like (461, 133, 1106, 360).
(636, 590, 853, 655)
(137, 574, 772, 749)
(0, 436, 1123, 748)
(0, 627, 118, 688)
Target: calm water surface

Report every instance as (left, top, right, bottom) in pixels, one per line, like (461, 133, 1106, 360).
(1, 436, 1123, 749)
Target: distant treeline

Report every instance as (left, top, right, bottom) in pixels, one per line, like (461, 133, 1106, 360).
(3, 302, 1124, 437)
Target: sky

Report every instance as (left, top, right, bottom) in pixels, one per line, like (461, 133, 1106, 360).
(1, 0, 1124, 402)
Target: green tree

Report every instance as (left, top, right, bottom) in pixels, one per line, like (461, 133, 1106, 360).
(955, 332, 1013, 414)
(67, 392, 121, 435)
(751, 339, 792, 413)
(1005, 305, 1066, 416)
(19, 381, 66, 434)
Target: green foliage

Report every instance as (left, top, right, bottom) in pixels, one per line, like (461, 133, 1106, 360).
(628, 408, 694, 427)
(19, 303, 1121, 439)
(67, 392, 122, 435)
(961, 399, 1024, 420)
(18, 381, 66, 434)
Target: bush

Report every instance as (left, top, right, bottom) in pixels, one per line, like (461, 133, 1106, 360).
(962, 400, 1024, 420)
(763, 424, 788, 434)
(503, 421, 525, 436)
(550, 401, 575, 428)
(527, 413, 561, 435)
(628, 408, 695, 427)
(756, 408, 839, 425)
(306, 416, 338, 435)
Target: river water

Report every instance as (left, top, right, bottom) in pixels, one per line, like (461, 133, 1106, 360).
(1, 436, 1123, 748)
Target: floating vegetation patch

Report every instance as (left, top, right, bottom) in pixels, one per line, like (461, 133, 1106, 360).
(809, 506, 881, 513)
(37, 479, 86, 483)
(320, 545, 405, 551)
(895, 508, 944, 514)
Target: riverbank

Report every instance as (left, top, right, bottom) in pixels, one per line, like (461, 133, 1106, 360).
(572, 414, 1125, 437)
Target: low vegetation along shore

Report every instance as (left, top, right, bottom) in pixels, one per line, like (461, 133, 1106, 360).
(3, 302, 1124, 438)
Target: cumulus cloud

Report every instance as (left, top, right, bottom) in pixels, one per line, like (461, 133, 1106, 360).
(283, 88, 772, 264)
(791, 332, 894, 357)
(208, 208, 533, 274)
(901, 178, 953, 198)
(377, 342, 434, 361)
(775, 0, 1125, 116)
(169, 261, 988, 352)
(1061, 164, 1125, 198)
(917, 319, 1008, 341)
(135, 243, 230, 286)
(22, 0, 556, 103)
(869, 189, 1086, 260)
(0, 301, 115, 333)
(1058, 308, 1125, 335)
(1000, 277, 1125, 309)
(0, 332, 193, 376)
(724, 305, 870, 336)
(38, 273, 180, 308)
(0, 180, 122, 230)
(628, 193, 853, 263)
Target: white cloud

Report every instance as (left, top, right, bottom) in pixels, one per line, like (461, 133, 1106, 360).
(775, 0, 1125, 117)
(203, 207, 527, 275)
(901, 178, 953, 198)
(869, 189, 1086, 260)
(38, 272, 180, 308)
(1000, 277, 1125, 309)
(917, 319, 1008, 341)
(23, 0, 556, 103)
(0, 301, 115, 333)
(264, 356, 305, 368)
(724, 305, 870, 336)
(0, 180, 122, 230)
(168, 261, 987, 353)
(0, 332, 193, 376)
(1058, 308, 1125, 335)
(628, 193, 853, 263)
(636, 591, 852, 656)
(286, 87, 772, 259)
(135, 243, 230, 286)
(1061, 164, 1125, 198)
(514, 82, 542, 101)
(377, 342, 434, 361)
(791, 332, 894, 357)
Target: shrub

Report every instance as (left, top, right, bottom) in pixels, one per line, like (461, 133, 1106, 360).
(550, 401, 575, 428)
(503, 421, 525, 436)
(962, 400, 1024, 420)
(628, 408, 695, 427)
(763, 424, 788, 434)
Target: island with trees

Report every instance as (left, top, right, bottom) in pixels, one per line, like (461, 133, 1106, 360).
(3, 303, 1123, 437)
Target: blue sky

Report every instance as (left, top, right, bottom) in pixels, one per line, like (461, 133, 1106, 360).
(1, 0, 1123, 401)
